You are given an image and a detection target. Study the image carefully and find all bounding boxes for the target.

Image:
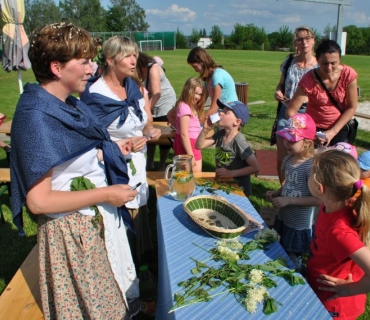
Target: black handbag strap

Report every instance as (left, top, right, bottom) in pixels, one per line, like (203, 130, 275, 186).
(276, 54, 294, 114)
(282, 54, 294, 95)
(313, 69, 343, 114)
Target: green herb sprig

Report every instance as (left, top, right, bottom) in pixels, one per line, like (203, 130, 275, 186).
(70, 176, 104, 238)
(170, 231, 304, 315)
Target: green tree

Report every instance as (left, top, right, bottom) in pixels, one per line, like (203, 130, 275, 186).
(108, 0, 149, 31)
(344, 25, 367, 55)
(175, 28, 187, 49)
(267, 31, 280, 50)
(229, 23, 268, 50)
(24, 0, 61, 34)
(276, 25, 293, 49)
(209, 25, 223, 48)
(229, 23, 247, 49)
(80, 0, 106, 31)
(105, 5, 126, 31)
(189, 29, 201, 45)
(59, 0, 85, 26)
(323, 24, 336, 39)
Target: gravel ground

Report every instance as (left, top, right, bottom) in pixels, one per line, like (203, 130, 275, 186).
(355, 101, 370, 132)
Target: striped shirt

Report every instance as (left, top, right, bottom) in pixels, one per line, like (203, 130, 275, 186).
(278, 156, 315, 230)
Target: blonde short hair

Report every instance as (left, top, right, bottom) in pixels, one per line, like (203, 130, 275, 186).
(100, 36, 139, 74)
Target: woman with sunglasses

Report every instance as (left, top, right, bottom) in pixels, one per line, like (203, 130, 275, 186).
(274, 26, 318, 184)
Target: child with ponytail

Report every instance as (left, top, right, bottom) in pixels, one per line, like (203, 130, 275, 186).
(307, 149, 370, 319)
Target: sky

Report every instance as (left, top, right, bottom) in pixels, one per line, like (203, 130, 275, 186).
(102, 0, 370, 36)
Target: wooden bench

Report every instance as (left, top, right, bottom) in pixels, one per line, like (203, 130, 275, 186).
(0, 168, 10, 223)
(0, 168, 10, 182)
(0, 244, 43, 319)
(355, 112, 370, 120)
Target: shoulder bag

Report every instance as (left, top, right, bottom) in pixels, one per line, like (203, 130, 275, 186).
(270, 54, 294, 146)
(313, 69, 358, 144)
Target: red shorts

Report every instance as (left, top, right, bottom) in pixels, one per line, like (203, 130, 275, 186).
(173, 134, 202, 161)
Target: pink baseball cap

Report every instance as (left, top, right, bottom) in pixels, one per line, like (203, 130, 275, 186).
(276, 113, 316, 142)
(330, 142, 358, 159)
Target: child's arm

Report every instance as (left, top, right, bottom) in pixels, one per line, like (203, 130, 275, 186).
(179, 115, 196, 167)
(265, 187, 282, 202)
(271, 195, 321, 208)
(167, 107, 176, 128)
(205, 84, 222, 119)
(195, 118, 215, 150)
(215, 152, 260, 179)
(316, 247, 370, 299)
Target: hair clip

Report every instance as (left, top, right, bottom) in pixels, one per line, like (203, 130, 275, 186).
(354, 180, 363, 189)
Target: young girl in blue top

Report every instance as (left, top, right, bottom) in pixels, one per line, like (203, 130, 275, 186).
(266, 113, 321, 268)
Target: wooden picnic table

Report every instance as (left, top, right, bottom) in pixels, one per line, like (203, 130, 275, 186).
(0, 120, 11, 136)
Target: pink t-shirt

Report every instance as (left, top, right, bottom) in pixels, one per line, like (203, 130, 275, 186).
(175, 102, 201, 139)
(299, 65, 357, 129)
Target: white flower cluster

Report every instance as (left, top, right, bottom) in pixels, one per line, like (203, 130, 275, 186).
(244, 286, 268, 313)
(216, 239, 243, 250)
(217, 245, 240, 262)
(254, 228, 280, 242)
(249, 269, 264, 284)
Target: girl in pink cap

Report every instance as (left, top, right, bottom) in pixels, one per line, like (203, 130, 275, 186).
(266, 113, 321, 269)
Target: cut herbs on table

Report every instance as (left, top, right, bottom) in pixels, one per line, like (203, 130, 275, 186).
(171, 229, 305, 315)
(70, 176, 104, 238)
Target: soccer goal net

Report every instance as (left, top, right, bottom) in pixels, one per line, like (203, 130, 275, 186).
(139, 40, 163, 51)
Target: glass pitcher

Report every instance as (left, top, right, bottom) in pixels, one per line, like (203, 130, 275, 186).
(165, 155, 196, 201)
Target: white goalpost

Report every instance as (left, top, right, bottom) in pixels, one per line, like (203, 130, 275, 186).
(139, 40, 163, 51)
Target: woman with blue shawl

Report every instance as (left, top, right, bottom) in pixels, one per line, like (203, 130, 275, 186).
(81, 36, 161, 273)
(10, 23, 141, 319)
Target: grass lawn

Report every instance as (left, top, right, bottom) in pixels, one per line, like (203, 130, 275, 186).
(1, 49, 369, 317)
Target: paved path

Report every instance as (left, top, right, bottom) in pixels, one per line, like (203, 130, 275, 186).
(356, 101, 370, 132)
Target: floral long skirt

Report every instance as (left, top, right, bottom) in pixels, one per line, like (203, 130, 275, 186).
(38, 213, 128, 320)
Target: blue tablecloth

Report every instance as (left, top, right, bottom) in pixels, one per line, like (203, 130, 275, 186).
(155, 188, 331, 319)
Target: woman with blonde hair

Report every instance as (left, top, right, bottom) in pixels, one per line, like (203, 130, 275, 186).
(81, 36, 161, 271)
(273, 26, 318, 184)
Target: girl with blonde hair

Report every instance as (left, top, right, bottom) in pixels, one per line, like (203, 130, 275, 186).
(171, 77, 206, 172)
(266, 113, 321, 268)
(307, 149, 370, 319)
